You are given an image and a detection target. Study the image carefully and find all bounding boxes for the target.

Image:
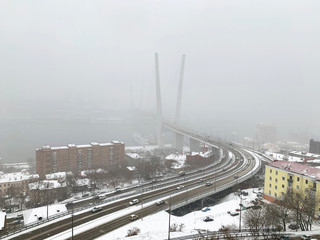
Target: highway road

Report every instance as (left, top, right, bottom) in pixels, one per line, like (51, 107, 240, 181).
(3, 143, 259, 240)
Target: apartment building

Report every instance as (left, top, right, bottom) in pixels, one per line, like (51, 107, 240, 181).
(264, 161, 320, 212)
(310, 139, 320, 155)
(256, 123, 277, 144)
(36, 141, 125, 179)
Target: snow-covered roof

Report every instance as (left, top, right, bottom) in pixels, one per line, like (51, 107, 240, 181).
(29, 180, 66, 190)
(0, 171, 39, 183)
(290, 151, 320, 159)
(126, 153, 143, 159)
(190, 151, 211, 158)
(0, 212, 6, 230)
(76, 178, 90, 186)
(51, 146, 68, 150)
(38, 141, 124, 151)
(127, 166, 136, 171)
(265, 152, 303, 162)
(45, 172, 70, 180)
(165, 154, 186, 169)
(268, 161, 320, 180)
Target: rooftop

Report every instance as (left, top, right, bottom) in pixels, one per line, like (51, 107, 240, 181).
(268, 161, 320, 181)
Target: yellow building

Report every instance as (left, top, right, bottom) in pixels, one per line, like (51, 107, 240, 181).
(264, 161, 320, 212)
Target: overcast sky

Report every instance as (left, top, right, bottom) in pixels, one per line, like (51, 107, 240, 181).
(1, 0, 319, 140)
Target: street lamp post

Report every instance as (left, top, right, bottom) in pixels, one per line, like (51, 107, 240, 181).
(238, 191, 246, 232)
(168, 195, 172, 240)
(71, 202, 74, 240)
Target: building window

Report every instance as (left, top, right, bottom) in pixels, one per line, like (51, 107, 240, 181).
(306, 180, 308, 184)
(275, 186, 277, 190)
(87, 149, 92, 169)
(270, 176, 272, 180)
(52, 152, 57, 172)
(270, 169, 272, 173)
(282, 176, 285, 181)
(276, 171, 278, 175)
(297, 177, 300, 181)
(282, 184, 285, 188)
(282, 192, 284, 196)
(297, 185, 299, 190)
(269, 183, 272, 188)
(275, 193, 277, 197)
(269, 190, 271, 195)
(77, 149, 83, 170)
(275, 178, 278, 182)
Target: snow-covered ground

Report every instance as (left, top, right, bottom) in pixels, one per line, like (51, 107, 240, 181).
(95, 188, 261, 240)
(94, 188, 320, 240)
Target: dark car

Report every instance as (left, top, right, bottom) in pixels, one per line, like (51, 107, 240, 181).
(13, 220, 24, 225)
(279, 235, 290, 240)
(155, 200, 165, 205)
(203, 216, 214, 222)
(288, 224, 299, 230)
(202, 207, 211, 212)
(241, 191, 248, 196)
(301, 235, 311, 240)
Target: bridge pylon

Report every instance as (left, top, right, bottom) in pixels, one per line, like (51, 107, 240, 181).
(155, 53, 164, 148)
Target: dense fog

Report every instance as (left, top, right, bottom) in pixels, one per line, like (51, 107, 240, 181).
(1, 1, 319, 162)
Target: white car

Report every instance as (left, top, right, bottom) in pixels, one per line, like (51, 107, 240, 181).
(91, 206, 102, 213)
(177, 185, 184, 190)
(155, 200, 165, 205)
(130, 214, 138, 221)
(129, 199, 139, 205)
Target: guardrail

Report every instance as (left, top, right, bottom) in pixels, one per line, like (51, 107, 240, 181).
(166, 229, 281, 240)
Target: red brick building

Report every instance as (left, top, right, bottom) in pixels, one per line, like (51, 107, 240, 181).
(36, 141, 125, 179)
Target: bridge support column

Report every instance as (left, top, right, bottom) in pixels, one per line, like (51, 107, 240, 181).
(173, 133, 184, 153)
(190, 138, 201, 152)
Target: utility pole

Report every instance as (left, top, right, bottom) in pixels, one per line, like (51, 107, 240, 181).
(71, 202, 74, 240)
(168, 195, 171, 240)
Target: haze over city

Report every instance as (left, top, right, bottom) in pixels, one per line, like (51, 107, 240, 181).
(1, 0, 320, 161)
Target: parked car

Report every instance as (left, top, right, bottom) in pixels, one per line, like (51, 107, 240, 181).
(202, 207, 211, 212)
(288, 224, 299, 230)
(129, 199, 139, 205)
(91, 206, 102, 213)
(301, 235, 311, 240)
(13, 220, 23, 225)
(155, 200, 165, 206)
(203, 216, 214, 222)
(279, 235, 290, 240)
(241, 191, 248, 196)
(130, 214, 138, 221)
(15, 214, 23, 220)
(98, 194, 107, 200)
(228, 211, 239, 216)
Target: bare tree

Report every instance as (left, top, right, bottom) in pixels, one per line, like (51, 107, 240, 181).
(284, 188, 318, 231)
(243, 206, 267, 234)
